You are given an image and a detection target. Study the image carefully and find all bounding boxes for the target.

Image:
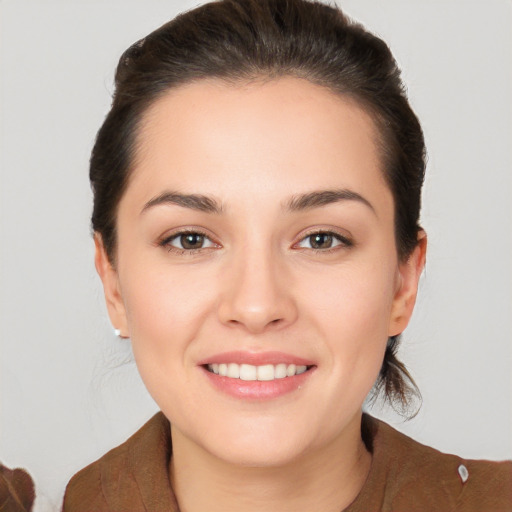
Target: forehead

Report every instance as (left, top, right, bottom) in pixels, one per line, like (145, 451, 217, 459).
(127, 77, 390, 211)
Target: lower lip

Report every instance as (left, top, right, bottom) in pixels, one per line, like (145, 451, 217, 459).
(201, 366, 314, 400)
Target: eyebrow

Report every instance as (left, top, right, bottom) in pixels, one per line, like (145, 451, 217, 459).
(141, 191, 223, 215)
(286, 189, 376, 214)
(141, 188, 375, 216)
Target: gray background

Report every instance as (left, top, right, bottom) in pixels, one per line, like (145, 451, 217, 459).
(1, 1, 511, 510)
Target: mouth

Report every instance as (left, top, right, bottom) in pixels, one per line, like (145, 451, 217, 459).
(205, 362, 310, 381)
(199, 352, 316, 399)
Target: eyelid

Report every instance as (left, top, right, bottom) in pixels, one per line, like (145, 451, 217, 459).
(292, 227, 354, 251)
(158, 226, 220, 253)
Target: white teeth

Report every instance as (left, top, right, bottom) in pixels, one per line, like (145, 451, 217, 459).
(207, 362, 310, 381)
(257, 364, 274, 381)
(239, 364, 257, 381)
(275, 363, 287, 379)
(227, 363, 239, 378)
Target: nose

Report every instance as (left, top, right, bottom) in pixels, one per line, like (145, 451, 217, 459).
(217, 247, 298, 334)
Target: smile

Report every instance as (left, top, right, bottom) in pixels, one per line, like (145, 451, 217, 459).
(207, 363, 309, 381)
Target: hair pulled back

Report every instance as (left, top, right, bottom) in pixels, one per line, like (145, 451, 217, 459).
(90, 0, 426, 414)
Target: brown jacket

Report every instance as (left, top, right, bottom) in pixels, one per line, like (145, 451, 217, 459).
(0, 464, 35, 512)
(63, 413, 512, 512)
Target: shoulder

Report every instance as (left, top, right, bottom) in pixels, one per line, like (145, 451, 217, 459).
(352, 416, 512, 512)
(62, 412, 177, 512)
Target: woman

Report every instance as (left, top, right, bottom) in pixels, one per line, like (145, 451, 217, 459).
(62, 0, 511, 510)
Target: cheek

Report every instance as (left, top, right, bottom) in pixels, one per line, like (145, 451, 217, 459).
(300, 256, 397, 389)
(119, 264, 222, 426)
(304, 256, 397, 336)
(119, 259, 217, 372)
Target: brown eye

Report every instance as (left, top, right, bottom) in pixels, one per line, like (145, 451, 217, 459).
(309, 233, 334, 249)
(296, 231, 352, 251)
(180, 233, 205, 249)
(162, 231, 216, 251)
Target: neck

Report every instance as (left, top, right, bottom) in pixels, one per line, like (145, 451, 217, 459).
(169, 414, 371, 512)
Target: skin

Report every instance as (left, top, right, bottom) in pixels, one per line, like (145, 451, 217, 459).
(95, 77, 426, 512)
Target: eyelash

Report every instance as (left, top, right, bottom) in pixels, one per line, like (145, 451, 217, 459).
(294, 229, 354, 253)
(158, 228, 353, 255)
(158, 229, 218, 255)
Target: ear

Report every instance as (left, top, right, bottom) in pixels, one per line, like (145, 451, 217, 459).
(388, 230, 427, 337)
(94, 234, 129, 338)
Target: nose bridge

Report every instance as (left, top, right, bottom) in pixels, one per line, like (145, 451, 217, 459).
(218, 235, 296, 332)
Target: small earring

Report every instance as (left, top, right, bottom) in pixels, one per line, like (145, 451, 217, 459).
(114, 328, 121, 337)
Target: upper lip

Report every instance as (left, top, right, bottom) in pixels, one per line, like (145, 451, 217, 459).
(197, 351, 315, 367)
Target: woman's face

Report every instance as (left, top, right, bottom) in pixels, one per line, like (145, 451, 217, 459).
(97, 77, 424, 466)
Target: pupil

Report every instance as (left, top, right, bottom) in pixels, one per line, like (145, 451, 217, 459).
(311, 234, 332, 249)
(181, 233, 203, 249)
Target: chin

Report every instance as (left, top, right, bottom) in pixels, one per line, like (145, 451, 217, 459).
(211, 435, 310, 468)
(188, 413, 326, 468)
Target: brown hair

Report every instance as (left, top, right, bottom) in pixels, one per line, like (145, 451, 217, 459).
(90, 0, 425, 413)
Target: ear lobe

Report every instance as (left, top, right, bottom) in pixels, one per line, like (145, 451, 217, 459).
(94, 234, 129, 337)
(389, 231, 427, 337)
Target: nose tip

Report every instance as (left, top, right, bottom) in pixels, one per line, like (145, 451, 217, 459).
(222, 306, 288, 334)
(217, 256, 298, 334)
